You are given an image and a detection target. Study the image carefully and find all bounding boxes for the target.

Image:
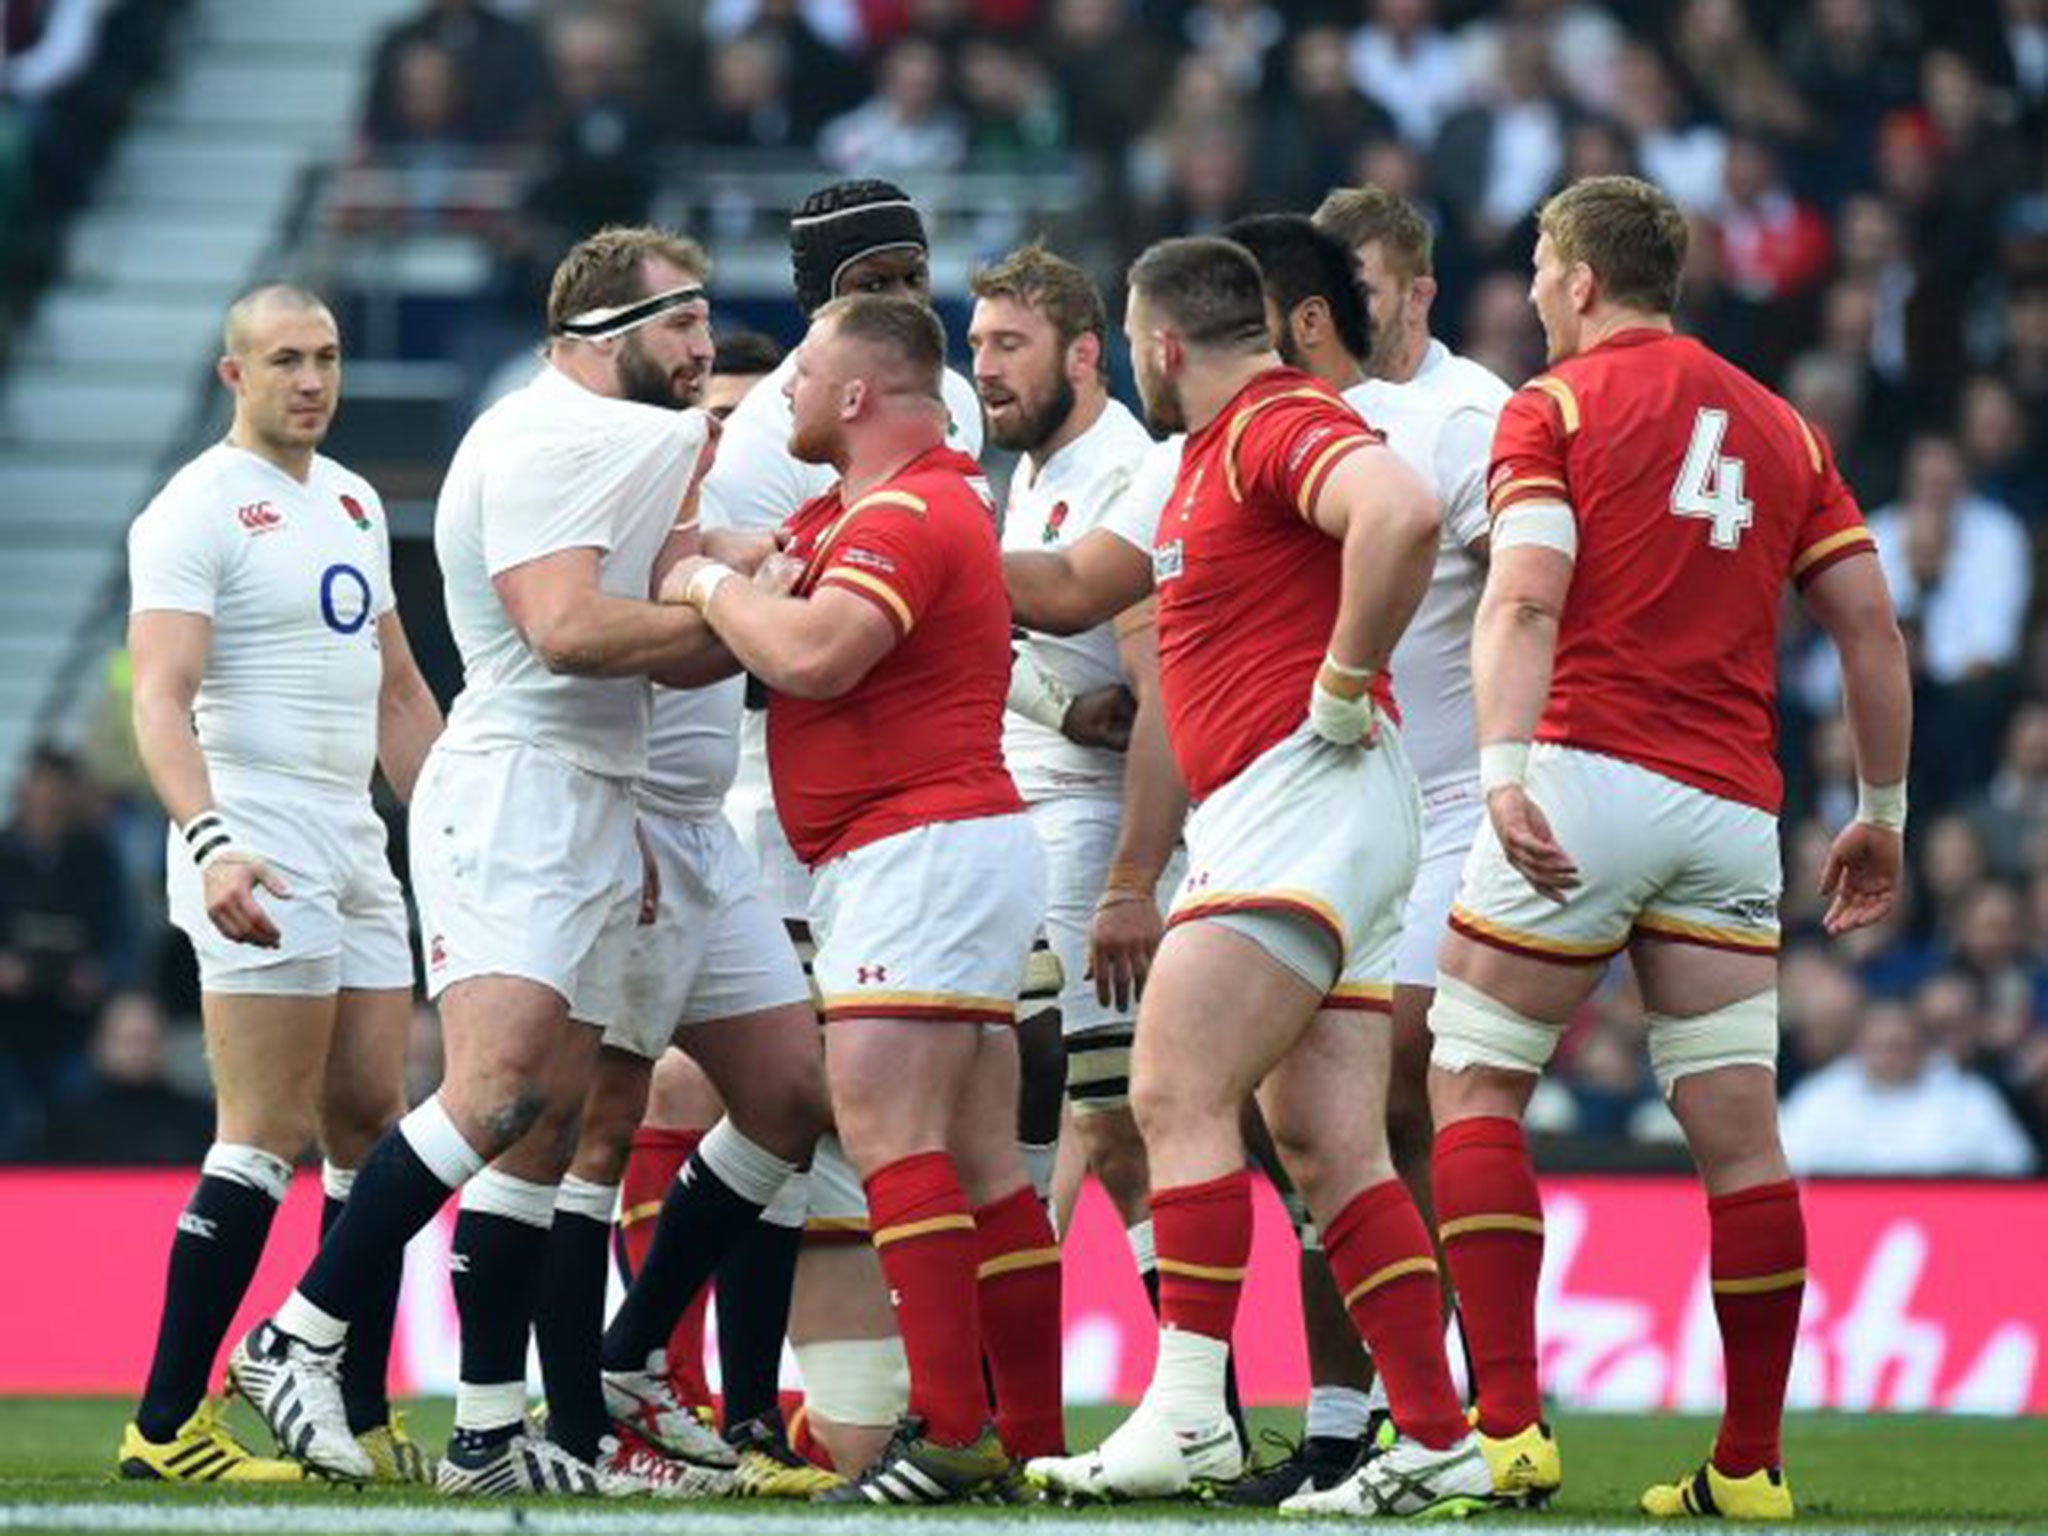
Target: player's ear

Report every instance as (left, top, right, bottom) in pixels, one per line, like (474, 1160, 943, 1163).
(217, 355, 242, 393)
(1411, 273, 1438, 317)
(1067, 330, 1100, 386)
(1570, 262, 1596, 315)
(1293, 298, 1326, 352)
(840, 377, 867, 420)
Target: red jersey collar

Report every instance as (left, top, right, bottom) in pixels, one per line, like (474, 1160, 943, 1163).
(1187, 365, 1325, 450)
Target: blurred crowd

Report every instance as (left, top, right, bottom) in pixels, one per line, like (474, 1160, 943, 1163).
(8, 0, 2048, 1173)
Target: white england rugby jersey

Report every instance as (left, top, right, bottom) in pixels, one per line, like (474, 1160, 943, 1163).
(434, 364, 710, 779)
(1346, 340, 1508, 793)
(1001, 398, 1158, 802)
(128, 442, 395, 791)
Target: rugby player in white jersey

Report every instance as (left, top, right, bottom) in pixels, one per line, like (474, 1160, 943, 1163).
(231, 228, 722, 1496)
(967, 244, 1179, 1298)
(120, 284, 443, 1486)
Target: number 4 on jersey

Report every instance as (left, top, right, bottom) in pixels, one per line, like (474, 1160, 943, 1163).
(1671, 407, 1753, 550)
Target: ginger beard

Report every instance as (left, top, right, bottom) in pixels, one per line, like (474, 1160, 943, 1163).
(786, 325, 851, 469)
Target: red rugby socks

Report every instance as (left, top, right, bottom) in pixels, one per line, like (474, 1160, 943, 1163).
(1433, 1115, 1546, 1436)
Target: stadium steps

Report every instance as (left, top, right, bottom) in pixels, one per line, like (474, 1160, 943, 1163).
(0, 0, 414, 792)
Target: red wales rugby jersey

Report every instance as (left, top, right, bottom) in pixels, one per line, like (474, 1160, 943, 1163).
(768, 445, 1024, 865)
(1488, 329, 1874, 813)
(1154, 367, 1396, 801)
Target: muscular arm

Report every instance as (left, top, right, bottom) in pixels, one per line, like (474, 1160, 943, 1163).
(1310, 443, 1440, 675)
(1089, 600, 1187, 1011)
(496, 547, 706, 678)
(1801, 553, 1910, 788)
(695, 582, 898, 701)
(128, 610, 216, 826)
(646, 517, 744, 689)
(1470, 541, 1572, 750)
(374, 610, 443, 803)
(1004, 529, 1154, 636)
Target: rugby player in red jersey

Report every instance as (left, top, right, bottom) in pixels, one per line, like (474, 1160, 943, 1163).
(662, 294, 1051, 1505)
(1426, 176, 1910, 1521)
(1026, 237, 1490, 1517)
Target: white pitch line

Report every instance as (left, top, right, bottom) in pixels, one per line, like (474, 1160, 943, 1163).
(0, 1506, 2005, 1536)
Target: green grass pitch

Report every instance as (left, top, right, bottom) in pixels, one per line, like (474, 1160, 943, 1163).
(1, 1398, 2044, 1533)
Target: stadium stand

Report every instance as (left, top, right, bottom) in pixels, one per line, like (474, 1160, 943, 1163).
(1, 0, 2045, 1171)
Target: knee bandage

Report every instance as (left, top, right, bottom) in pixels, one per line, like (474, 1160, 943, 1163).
(791, 1337, 910, 1428)
(1065, 1025, 1135, 1116)
(1427, 976, 1562, 1076)
(1646, 990, 1778, 1098)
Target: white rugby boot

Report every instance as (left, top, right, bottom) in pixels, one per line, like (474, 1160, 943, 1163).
(1025, 1397, 1242, 1502)
(600, 1351, 739, 1469)
(436, 1430, 600, 1497)
(1280, 1430, 1494, 1519)
(226, 1321, 373, 1480)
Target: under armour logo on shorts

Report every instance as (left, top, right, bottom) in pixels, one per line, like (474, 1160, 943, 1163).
(857, 965, 888, 984)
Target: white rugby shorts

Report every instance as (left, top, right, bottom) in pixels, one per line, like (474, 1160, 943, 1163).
(1025, 796, 1181, 1039)
(727, 712, 813, 925)
(409, 743, 641, 1029)
(606, 812, 811, 1060)
(1394, 779, 1485, 989)
(810, 814, 1045, 1027)
(1170, 720, 1421, 1013)
(166, 767, 411, 996)
(802, 1132, 869, 1239)
(1450, 743, 1781, 965)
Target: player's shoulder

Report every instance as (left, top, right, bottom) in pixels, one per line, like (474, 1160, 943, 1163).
(939, 365, 985, 456)
(135, 443, 242, 532)
(1427, 350, 1513, 414)
(880, 446, 994, 518)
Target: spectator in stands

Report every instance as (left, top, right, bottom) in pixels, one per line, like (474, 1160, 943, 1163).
(710, 0, 864, 140)
(1782, 0, 1919, 202)
(1716, 133, 1833, 376)
(818, 32, 965, 173)
(363, 0, 551, 145)
(1832, 191, 1962, 430)
(1458, 0, 1625, 117)
(1959, 371, 2046, 521)
(2001, 280, 2048, 423)
(1919, 48, 2031, 281)
(1431, 20, 1571, 267)
(1125, 54, 1242, 212)
(1347, 0, 1468, 150)
(1784, 349, 1895, 509)
(1182, 0, 1286, 103)
(1947, 881, 2040, 1044)
(0, 747, 126, 1138)
(31, 993, 209, 1165)
(1562, 1021, 1654, 1138)
(1458, 267, 1544, 385)
(521, 10, 663, 264)
(1257, 24, 1395, 213)
(699, 33, 796, 150)
(1921, 812, 1993, 941)
(1777, 945, 1867, 1091)
(1872, 434, 2030, 808)
(1610, 40, 1725, 215)
(1124, 126, 1252, 261)
(1970, 703, 2048, 876)
(1044, 0, 1169, 168)
(958, 37, 1065, 170)
(1673, 0, 1812, 141)
(2001, 0, 2048, 129)
(1781, 1000, 2037, 1175)
(706, 0, 863, 56)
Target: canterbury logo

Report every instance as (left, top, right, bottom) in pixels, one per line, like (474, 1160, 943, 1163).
(237, 502, 282, 532)
(177, 1213, 217, 1240)
(449, 1252, 470, 1273)
(857, 965, 888, 984)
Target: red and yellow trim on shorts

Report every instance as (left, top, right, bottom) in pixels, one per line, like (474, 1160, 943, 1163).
(1632, 911, 1780, 957)
(1168, 887, 1346, 957)
(818, 989, 1018, 1026)
(1323, 980, 1394, 1015)
(1447, 904, 1627, 967)
(802, 1214, 871, 1247)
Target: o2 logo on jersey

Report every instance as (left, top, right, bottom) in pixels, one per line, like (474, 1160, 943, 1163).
(319, 562, 374, 635)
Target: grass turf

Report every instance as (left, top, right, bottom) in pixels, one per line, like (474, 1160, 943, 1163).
(0, 1398, 2044, 1532)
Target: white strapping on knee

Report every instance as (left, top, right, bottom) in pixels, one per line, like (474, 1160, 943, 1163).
(1125, 1217, 1156, 1277)
(459, 1167, 559, 1229)
(1019, 1140, 1058, 1203)
(320, 1159, 356, 1203)
(202, 1142, 294, 1203)
(1065, 1029, 1134, 1116)
(1427, 975, 1562, 1076)
(555, 1174, 618, 1223)
(453, 1380, 529, 1433)
(699, 1117, 799, 1207)
(791, 1337, 909, 1428)
(399, 1096, 486, 1189)
(1647, 990, 1779, 1098)
(763, 1169, 809, 1229)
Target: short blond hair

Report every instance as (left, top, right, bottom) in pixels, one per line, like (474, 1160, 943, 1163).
(1537, 175, 1688, 315)
(1313, 185, 1434, 282)
(546, 225, 710, 336)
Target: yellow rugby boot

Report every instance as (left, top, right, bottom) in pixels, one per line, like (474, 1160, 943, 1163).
(728, 1411, 845, 1498)
(357, 1408, 436, 1484)
(1477, 1419, 1562, 1507)
(119, 1397, 304, 1483)
(1643, 1460, 1795, 1520)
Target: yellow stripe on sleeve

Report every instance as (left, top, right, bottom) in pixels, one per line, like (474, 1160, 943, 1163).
(820, 567, 914, 633)
(1528, 375, 1579, 435)
(1790, 526, 1875, 580)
